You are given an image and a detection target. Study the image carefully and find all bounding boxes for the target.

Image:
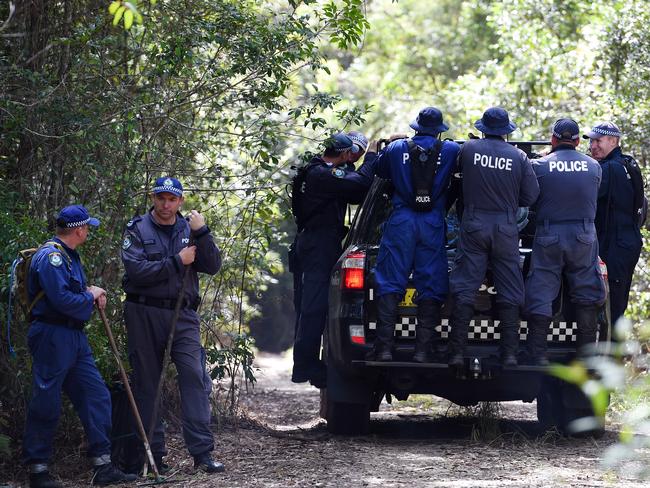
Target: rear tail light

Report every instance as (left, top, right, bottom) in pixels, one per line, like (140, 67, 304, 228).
(349, 324, 366, 344)
(342, 251, 366, 290)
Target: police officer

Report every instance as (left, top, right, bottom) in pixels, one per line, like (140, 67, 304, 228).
(448, 107, 539, 367)
(525, 119, 606, 364)
(366, 107, 460, 362)
(24, 205, 136, 488)
(291, 133, 376, 387)
(584, 122, 643, 326)
(121, 177, 224, 474)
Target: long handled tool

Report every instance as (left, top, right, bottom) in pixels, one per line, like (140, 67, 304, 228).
(98, 307, 161, 481)
(145, 235, 195, 468)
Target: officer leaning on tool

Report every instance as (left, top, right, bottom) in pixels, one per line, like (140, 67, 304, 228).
(290, 133, 376, 388)
(121, 177, 224, 474)
(365, 107, 461, 363)
(24, 205, 136, 488)
(585, 122, 643, 327)
(448, 107, 540, 368)
(524, 119, 606, 365)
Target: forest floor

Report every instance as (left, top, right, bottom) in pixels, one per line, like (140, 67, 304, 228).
(4, 351, 649, 487)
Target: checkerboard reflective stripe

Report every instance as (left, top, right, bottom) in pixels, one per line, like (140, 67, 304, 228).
(368, 317, 577, 342)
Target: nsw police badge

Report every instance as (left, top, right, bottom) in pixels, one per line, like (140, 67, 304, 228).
(48, 252, 63, 267)
(122, 236, 132, 250)
(332, 167, 345, 179)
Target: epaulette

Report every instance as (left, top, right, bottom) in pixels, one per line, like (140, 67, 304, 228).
(125, 215, 142, 230)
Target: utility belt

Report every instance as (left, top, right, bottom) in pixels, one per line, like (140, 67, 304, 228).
(125, 293, 200, 311)
(31, 315, 85, 330)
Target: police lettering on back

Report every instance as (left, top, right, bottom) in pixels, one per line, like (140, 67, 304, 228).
(548, 160, 589, 172)
(473, 152, 512, 171)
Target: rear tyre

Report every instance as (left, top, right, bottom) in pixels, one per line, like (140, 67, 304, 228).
(326, 397, 370, 435)
(536, 376, 606, 438)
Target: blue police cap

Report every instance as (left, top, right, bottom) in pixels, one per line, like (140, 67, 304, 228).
(409, 107, 449, 136)
(582, 121, 622, 140)
(326, 133, 359, 154)
(552, 118, 580, 141)
(474, 107, 517, 136)
(152, 177, 183, 197)
(57, 205, 100, 228)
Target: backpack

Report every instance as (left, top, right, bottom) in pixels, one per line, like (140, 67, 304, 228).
(621, 154, 648, 227)
(290, 163, 317, 232)
(406, 139, 442, 212)
(7, 241, 72, 355)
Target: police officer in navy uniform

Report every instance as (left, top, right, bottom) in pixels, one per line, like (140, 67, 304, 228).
(584, 122, 643, 326)
(291, 133, 376, 387)
(121, 177, 224, 474)
(525, 119, 606, 364)
(448, 107, 540, 367)
(365, 107, 461, 362)
(24, 205, 136, 488)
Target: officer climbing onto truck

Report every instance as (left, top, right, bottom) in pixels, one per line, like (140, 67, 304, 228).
(365, 107, 460, 362)
(524, 118, 606, 365)
(290, 133, 376, 387)
(448, 107, 539, 367)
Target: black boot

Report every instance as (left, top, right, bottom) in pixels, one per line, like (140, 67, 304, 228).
(194, 453, 225, 473)
(499, 304, 520, 367)
(413, 299, 441, 363)
(370, 293, 401, 361)
(526, 314, 550, 366)
(29, 471, 62, 488)
(92, 462, 137, 485)
(448, 303, 474, 367)
(575, 305, 599, 358)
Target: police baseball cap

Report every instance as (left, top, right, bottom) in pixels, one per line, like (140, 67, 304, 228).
(152, 176, 183, 197)
(582, 121, 622, 140)
(474, 107, 517, 136)
(326, 133, 359, 153)
(56, 204, 100, 228)
(409, 107, 449, 136)
(552, 118, 580, 141)
(347, 131, 368, 152)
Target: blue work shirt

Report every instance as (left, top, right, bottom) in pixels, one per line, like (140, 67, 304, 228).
(458, 136, 539, 215)
(532, 144, 601, 222)
(121, 211, 221, 301)
(28, 237, 95, 325)
(298, 155, 376, 231)
(372, 136, 460, 211)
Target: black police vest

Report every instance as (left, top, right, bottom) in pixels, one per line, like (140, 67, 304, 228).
(408, 139, 442, 212)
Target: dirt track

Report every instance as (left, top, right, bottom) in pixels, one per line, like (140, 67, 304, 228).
(5, 352, 647, 487)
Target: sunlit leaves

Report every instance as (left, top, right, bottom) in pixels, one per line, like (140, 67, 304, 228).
(108, 1, 145, 30)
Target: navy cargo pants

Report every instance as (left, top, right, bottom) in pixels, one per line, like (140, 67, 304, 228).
(23, 322, 112, 463)
(292, 227, 342, 381)
(525, 221, 606, 317)
(125, 303, 213, 457)
(450, 209, 524, 307)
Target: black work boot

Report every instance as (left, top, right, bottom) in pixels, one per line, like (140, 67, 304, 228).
(499, 304, 520, 367)
(575, 305, 599, 358)
(413, 299, 441, 363)
(194, 453, 225, 473)
(370, 293, 401, 361)
(29, 470, 62, 488)
(448, 303, 474, 367)
(153, 455, 170, 476)
(92, 462, 137, 485)
(526, 314, 550, 366)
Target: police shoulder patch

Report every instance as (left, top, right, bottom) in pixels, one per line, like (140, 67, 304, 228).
(122, 236, 132, 250)
(332, 167, 346, 179)
(48, 252, 63, 267)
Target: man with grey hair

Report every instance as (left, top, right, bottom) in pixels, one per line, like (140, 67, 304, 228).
(584, 122, 643, 326)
